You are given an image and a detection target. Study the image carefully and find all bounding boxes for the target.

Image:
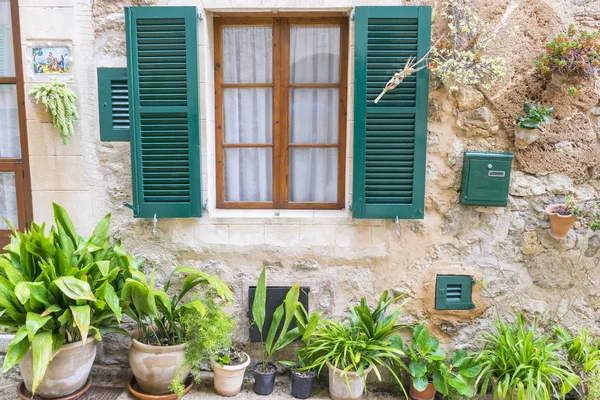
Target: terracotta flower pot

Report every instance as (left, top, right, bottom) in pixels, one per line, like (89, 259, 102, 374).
(514, 127, 542, 149)
(326, 361, 372, 400)
(210, 352, 251, 396)
(129, 338, 189, 395)
(545, 204, 577, 239)
(19, 337, 96, 398)
(409, 377, 436, 400)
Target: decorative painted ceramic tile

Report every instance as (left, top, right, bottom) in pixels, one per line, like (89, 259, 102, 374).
(32, 47, 70, 75)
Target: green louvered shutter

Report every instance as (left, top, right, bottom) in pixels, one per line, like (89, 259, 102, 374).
(97, 68, 130, 142)
(352, 6, 431, 219)
(125, 6, 201, 218)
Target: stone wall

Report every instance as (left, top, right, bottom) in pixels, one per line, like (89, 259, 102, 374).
(19, 0, 600, 372)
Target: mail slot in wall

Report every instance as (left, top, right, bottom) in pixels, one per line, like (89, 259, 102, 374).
(460, 152, 514, 207)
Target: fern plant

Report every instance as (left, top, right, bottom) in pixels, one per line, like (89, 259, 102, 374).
(28, 82, 79, 144)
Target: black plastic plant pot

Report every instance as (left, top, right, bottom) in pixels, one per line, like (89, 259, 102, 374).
(252, 362, 277, 395)
(291, 370, 316, 399)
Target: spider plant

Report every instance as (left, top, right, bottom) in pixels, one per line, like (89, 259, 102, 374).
(476, 315, 580, 400)
(304, 291, 410, 396)
(555, 326, 600, 397)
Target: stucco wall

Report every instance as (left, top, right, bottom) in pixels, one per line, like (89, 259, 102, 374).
(18, 0, 600, 371)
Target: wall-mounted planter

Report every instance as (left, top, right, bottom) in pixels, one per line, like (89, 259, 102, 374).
(514, 127, 542, 149)
(545, 204, 577, 239)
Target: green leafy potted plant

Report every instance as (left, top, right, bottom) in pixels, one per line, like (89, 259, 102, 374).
(546, 196, 580, 239)
(280, 303, 322, 399)
(401, 325, 481, 400)
(476, 315, 580, 400)
(28, 81, 79, 144)
(211, 345, 251, 397)
(514, 102, 554, 149)
(304, 292, 409, 400)
(555, 327, 600, 398)
(0, 203, 140, 398)
(123, 266, 233, 398)
(249, 266, 301, 395)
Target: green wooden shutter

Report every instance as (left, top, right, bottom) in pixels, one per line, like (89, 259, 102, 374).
(97, 68, 130, 142)
(435, 275, 475, 310)
(125, 6, 201, 218)
(352, 6, 431, 219)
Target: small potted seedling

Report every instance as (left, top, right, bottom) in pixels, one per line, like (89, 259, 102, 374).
(515, 102, 554, 149)
(211, 346, 251, 397)
(545, 196, 580, 239)
(281, 304, 322, 399)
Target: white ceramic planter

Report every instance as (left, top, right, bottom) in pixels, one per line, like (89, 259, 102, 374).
(129, 338, 189, 395)
(514, 127, 542, 149)
(210, 352, 251, 396)
(20, 337, 96, 398)
(327, 361, 372, 400)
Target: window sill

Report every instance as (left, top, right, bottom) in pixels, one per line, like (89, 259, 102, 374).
(207, 209, 350, 220)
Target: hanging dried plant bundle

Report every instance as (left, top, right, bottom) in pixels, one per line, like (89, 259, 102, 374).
(373, 39, 440, 104)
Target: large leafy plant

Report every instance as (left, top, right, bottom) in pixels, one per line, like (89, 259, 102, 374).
(516, 102, 554, 131)
(402, 325, 481, 397)
(0, 203, 142, 395)
(304, 292, 409, 396)
(250, 266, 301, 372)
(476, 315, 580, 399)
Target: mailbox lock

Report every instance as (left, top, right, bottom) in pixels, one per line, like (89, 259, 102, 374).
(487, 164, 492, 168)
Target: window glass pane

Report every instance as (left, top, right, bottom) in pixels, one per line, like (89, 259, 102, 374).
(290, 26, 339, 84)
(225, 148, 272, 202)
(224, 88, 272, 144)
(0, 171, 17, 229)
(0, 84, 20, 158)
(290, 148, 337, 202)
(290, 88, 338, 144)
(0, 0, 15, 77)
(223, 26, 272, 84)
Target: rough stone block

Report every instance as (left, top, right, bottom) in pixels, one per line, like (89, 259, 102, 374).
(265, 225, 300, 246)
(228, 224, 264, 245)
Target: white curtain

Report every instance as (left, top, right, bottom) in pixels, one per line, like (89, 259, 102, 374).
(0, 1, 18, 229)
(289, 26, 340, 202)
(223, 26, 273, 202)
(0, 0, 15, 77)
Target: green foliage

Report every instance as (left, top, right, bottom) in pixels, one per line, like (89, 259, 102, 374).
(280, 303, 322, 370)
(181, 300, 236, 375)
(122, 266, 233, 347)
(28, 82, 79, 145)
(586, 368, 600, 400)
(0, 203, 139, 395)
(565, 196, 600, 231)
(304, 292, 410, 397)
(516, 102, 554, 130)
(476, 315, 580, 400)
(250, 266, 301, 372)
(555, 327, 600, 397)
(401, 324, 481, 397)
(430, 0, 505, 90)
(536, 24, 600, 77)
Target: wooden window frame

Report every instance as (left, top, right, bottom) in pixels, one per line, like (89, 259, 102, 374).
(214, 14, 348, 210)
(0, 0, 32, 247)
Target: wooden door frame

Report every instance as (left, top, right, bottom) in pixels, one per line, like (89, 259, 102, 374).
(0, 0, 33, 247)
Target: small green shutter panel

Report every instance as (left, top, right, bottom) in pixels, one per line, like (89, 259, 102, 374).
(435, 275, 475, 311)
(352, 6, 431, 219)
(125, 6, 201, 218)
(97, 68, 130, 142)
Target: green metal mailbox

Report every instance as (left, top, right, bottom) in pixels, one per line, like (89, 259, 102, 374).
(460, 152, 514, 207)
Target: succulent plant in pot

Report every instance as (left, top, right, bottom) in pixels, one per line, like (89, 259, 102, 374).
(545, 196, 581, 239)
(123, 266, 233, 398)
(514, 102, 554, 149)
(304, 292, 410, 400)
(401, 324, 481, 400)
(0, 203, 140, 398)
(249, 266, 302, 395)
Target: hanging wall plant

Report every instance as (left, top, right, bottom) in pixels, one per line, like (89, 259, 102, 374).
(28, 81, 80, 145)
(430, 0, 506, 90)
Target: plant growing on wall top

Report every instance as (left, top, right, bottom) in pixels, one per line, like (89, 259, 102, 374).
(28, 81, 79, 145)
(430, 0, 506, 90)
(536, 24, 600, 77)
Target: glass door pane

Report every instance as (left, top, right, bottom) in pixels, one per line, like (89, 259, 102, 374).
(0, 0, 15, 77)
(0, 171, 18, 229)
(0, 84, 21, 158)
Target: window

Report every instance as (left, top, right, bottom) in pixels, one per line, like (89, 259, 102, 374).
(0, 0, 31, 246)
(214, 16, 348, 209)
